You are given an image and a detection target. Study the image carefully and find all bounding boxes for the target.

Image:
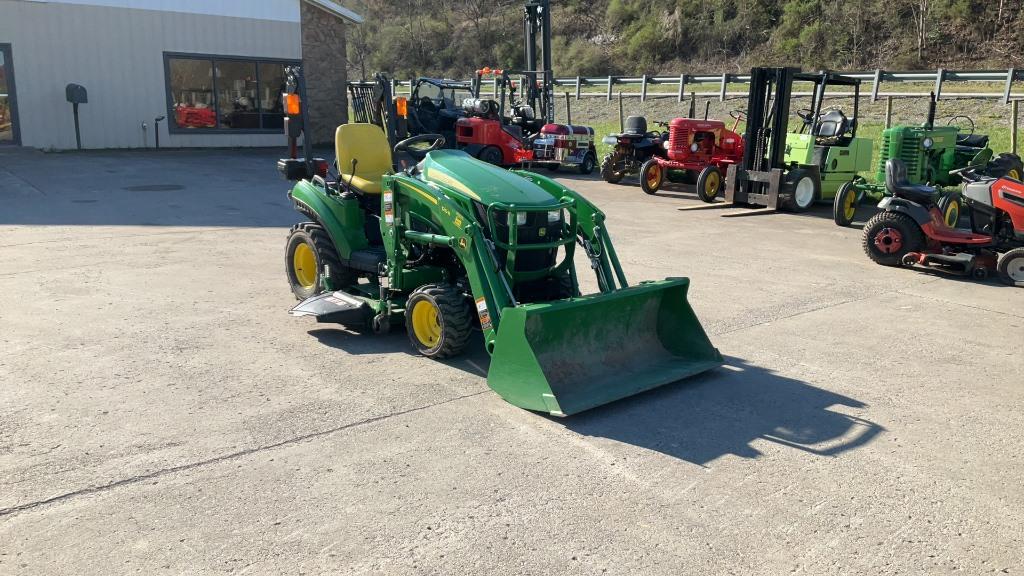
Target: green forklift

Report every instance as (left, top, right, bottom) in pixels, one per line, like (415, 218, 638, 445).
(720, 68, 873, 215)
(834, 93, 1023, 227)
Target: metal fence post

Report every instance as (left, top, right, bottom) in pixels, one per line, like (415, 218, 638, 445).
(606, 76, 613, 101)
(618, 92, 624, 132)
(885, 96, 893, 129)
(640, 75, 648, 102)
(575, 76, 581, 100)
(1013, 100, 1019, 155)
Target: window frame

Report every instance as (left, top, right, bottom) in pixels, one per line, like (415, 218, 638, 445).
(163, 52, 299, 135)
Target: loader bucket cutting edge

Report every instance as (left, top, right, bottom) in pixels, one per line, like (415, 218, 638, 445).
(486, 278, 722, 416)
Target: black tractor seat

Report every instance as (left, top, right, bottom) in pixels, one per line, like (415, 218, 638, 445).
(956, 133, 989, 149)
(346, 246, 387, 274)
(622, 115, 648, 136)
(815, 109, 850, 145)
(885, 159, 938, 204)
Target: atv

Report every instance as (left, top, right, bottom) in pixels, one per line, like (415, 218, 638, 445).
(599, 116, 668, 184)
(862, 159, 1024, 286)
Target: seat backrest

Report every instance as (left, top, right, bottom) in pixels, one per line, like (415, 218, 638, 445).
(816, 110, 847, 139)
(885, 159, 908, 194)
(623, 115, 647, 135)
(335, 123, 393, 183)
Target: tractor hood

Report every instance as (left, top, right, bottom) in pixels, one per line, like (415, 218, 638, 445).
(418, 150, 559, 206)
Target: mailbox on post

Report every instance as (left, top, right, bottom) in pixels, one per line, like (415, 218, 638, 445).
(66, 83, 87, 150)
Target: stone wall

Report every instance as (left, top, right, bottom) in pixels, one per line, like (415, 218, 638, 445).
(300, 1, 348, 146)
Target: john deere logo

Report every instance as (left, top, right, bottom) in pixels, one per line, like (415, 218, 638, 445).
(458, 237, 468, 250)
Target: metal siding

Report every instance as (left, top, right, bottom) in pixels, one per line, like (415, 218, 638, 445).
(12, 0, 300, 22)
(0, 0, 301, 149)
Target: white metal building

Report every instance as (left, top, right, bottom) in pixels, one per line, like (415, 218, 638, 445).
(0, 0, 361, 150)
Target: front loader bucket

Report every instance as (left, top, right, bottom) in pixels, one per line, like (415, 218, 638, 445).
(487, 278, 722, 416)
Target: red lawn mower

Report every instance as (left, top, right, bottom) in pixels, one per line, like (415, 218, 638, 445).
(638, 109, 746, 202)
(863, 159, 1024, 286)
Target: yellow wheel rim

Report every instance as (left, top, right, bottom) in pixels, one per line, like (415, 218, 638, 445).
(1009, 168, 1021, 181)
(843, 188, 856, 220)
(410, 300, 441, 348)
(944, 200, 960, 227)
(646, 164, 661, 188)
(293, 242, 318, 289)
(705, 172, 720, 195)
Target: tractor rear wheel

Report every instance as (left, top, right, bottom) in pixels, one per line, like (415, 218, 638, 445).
(696, 166, 723, 203)
(833, 180, 859, 227)
(639, 159, 663, 195)
(986, 153, 1023, 181)
(997, 247, 1024, 287)
(479, 146, 504, 166)
(862, 211, 924, 266)
(405, 284, 473, 359)
(781, 169, 819, 212)
(578, 151, 596, 175)
(937, 191, 962, 228)
(600, 152, 624, 183)
(285, 222, 355, 300)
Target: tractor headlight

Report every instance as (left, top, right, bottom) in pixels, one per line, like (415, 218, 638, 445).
(602, 135, 618, 145)
(547, 209, 564, 224)
(663, 140, 671, 150)
(516, 212, 528, 226)
(922, 137, 934, 149)
(690, 142, 699, 152)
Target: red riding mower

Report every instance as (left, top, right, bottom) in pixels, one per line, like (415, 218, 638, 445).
(600, 115, 669, 184)
(863, 159, 1024, 286)
(638, 110, 746, 202)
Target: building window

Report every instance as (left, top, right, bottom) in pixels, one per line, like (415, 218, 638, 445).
(164, 53, 297, 133)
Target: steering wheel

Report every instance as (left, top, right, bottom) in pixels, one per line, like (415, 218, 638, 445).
(729, 109, 747, 120)
(946, 115, 975, 136)
(796, 109, 815, 124)
(653, 120, 670, 127)
(394, 134, 446, 160)
(949, 164, 983, 182)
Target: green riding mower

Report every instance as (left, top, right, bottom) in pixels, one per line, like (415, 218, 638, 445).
(834, 94, 1023, 227)
(277, 122, 722, 416)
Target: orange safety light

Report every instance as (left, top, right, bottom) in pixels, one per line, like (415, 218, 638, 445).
(284, 93, 301, 116)
(394, 96, 408, 117)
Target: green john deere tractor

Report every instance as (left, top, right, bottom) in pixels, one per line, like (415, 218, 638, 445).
(277, 121, 721, 416)
(835, 94, 1023, 227)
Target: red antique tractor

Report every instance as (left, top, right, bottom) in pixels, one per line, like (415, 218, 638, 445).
(639, 110, 746, 202)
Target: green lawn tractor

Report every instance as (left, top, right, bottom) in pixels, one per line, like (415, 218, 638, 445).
(835, 94, 1023, 227)
(277, 122, 722, 416)
(723, 68, 872, 214)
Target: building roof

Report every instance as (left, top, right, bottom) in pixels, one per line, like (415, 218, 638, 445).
(303, 0, 364, 24)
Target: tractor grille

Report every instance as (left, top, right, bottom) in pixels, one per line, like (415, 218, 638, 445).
(669, 125, 690, 153)
(877, 131, 922, 181)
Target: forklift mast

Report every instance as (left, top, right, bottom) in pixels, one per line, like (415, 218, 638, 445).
(740, 67, 797, 184)
(523, 0, 554, 124)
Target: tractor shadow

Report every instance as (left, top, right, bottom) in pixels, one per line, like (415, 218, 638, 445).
(557, 356, 883, 466)
(307, 326, 491, 377)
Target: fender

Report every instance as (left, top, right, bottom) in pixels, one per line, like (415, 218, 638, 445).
(288, 180, 370, 260)
(877, 196, 933, 226)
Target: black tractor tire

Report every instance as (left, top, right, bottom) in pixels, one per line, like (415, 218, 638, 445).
(639, 158, 663, 195)
(546, 162, 561, 172)
(695, 166, 723, 203)
(478, 146, 504, 166)
(861, 211, 925, 267)
(996, 247, 1024, 287)
(285, 222, 356, 300)
(833, 180, 859, 227)
(937, 191, 962, 228)
(986, 153, 1023, 181)
(578, 151, 597, 175)
(404, 284, 473, 359)
(600, 152, 625, 184)
(781, 169, 820, 213)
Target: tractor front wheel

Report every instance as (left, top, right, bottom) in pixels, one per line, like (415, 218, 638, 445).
(937, 191, 962, 228)
(578, 152, 596, 175)
(405, 284, 473, 359)
(479, 146, 504, 166)
(986, 153, 1023, 181)
(862, 211, 924, 266)
(285, 222, 355, 300)
(639, 159, 663, 195)
(833, 180, 859, 227)
(600, 152, 624, 183)
(696, 166, 723, 203)
(997, 247, 1024, 287)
